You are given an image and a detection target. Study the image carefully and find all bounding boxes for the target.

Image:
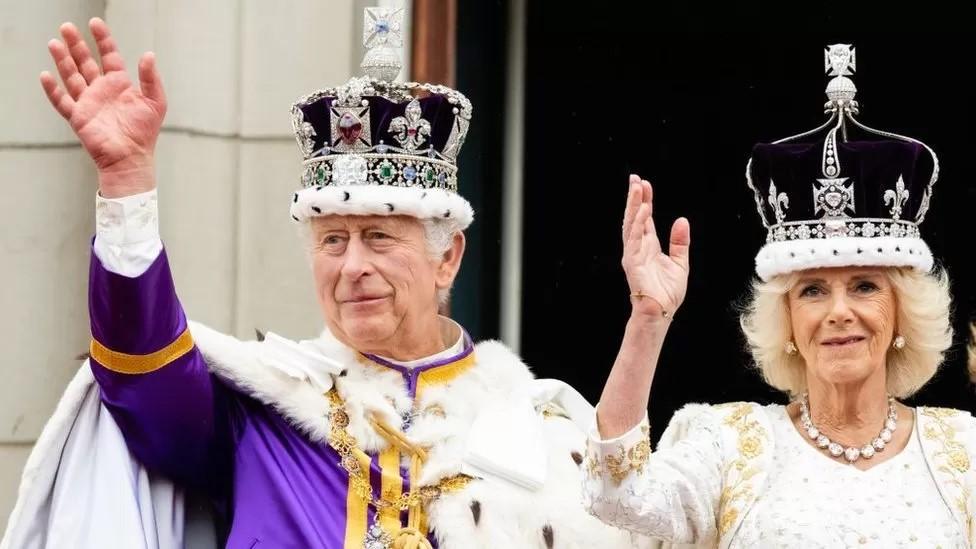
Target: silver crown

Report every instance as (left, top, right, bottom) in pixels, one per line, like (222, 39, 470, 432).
(746, 43, 940, 234)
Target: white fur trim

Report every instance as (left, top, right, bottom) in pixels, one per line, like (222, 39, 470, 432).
(191, 326, 642, 547)
(1, 364, 194, 549)
(755, 236, 933, 280)
(290, 185, 474, 229)
(7, 323, 644, 548)
(188, 321, 341, 447)
(1, 366, 97, 549)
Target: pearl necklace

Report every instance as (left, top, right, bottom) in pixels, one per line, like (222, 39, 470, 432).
(798, 393, 898, 463)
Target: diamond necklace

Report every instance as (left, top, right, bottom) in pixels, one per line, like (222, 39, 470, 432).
(798, 393, 897, 463)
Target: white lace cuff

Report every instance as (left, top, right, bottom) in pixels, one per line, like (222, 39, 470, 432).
(93, 189, 162, 277)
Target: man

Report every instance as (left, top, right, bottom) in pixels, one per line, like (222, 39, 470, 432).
(3, 10, 654, 549)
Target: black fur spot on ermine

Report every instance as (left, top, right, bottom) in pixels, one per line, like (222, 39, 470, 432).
(542, 524, 554, 548)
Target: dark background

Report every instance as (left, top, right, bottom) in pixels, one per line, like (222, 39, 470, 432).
(460, 1, 975, 441)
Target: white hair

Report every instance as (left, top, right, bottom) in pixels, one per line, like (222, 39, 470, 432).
(420, 218, 462, 305)
(300, 216, 463, 306)
(739, 267, 953, 398)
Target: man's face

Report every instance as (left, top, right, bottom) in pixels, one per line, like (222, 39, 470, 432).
(309, 215, 461, 354)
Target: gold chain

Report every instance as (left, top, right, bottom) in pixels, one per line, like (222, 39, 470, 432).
(325, 390, 472, 510)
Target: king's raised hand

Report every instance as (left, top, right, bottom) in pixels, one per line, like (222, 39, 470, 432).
(40, 18, 166, 198)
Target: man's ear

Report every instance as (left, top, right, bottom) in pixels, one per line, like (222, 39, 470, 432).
(435, 231, 465, 290)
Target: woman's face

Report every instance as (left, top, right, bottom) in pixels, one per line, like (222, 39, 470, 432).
(787, 267, 897, 389)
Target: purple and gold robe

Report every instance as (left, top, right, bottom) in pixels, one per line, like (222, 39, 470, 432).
(4, 242, 647, 548)
(87, 248, 481, 547)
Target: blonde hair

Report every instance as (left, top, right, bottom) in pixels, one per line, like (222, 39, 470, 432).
(739, 267, 953, 398)
(968, 322, 976, 383)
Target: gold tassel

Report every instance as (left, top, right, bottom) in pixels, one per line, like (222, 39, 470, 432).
(367, 415, 436, 548)
(393, 454, 432, 549)
(369, 414, 428, 462)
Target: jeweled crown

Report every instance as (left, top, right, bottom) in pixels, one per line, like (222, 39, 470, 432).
(290, 7, 472, 194)
(744, 44, 940, 280)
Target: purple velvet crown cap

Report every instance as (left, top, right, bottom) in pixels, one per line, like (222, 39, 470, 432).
(294, 92, 468, 163)
(749, 138, 936, 227)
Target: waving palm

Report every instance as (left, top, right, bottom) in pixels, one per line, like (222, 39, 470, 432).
(621, 175, 690, 319)
(40, 18, 166, 197)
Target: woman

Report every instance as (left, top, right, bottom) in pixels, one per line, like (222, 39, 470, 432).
(584, 44, 974, 548)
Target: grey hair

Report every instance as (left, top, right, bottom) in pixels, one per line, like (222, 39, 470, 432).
(421, 218, 462, 305)
(300, 216, 462, 305)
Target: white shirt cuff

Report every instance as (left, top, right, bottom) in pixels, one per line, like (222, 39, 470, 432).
(93, 189, 163, 277)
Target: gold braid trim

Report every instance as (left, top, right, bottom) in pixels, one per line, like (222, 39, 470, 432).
(90, 327, 194, 374)
(369, 415, 429, 462)
(920, 407, 972, 541)
(326, 390, 472, 511)
(716, 402, 766, 537)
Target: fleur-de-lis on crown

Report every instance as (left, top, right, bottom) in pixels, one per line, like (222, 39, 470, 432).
(884, 175, 910, 220)
(295, 121, 316, 157)
(768, 180, 789, 224)
(389, 99, 431, 151)
(291, 116, 317, 158)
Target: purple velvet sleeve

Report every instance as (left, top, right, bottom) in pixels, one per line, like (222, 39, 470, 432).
(88, 247, 236, 489)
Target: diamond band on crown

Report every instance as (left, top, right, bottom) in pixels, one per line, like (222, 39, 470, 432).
(767, 218, 921, 244)
(301, 153, 458, 192)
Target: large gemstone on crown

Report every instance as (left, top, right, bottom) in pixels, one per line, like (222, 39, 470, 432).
(338, 112, 363, 144)
(378, 159, 395, 183)
(332, 155, 369, 186)
(824, 220, 847, 238)
(825, 191, 843, 209)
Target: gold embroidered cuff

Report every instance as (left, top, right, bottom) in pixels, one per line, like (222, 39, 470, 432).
(90, 327, 195, 374)
(586, 418, 652, 486)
